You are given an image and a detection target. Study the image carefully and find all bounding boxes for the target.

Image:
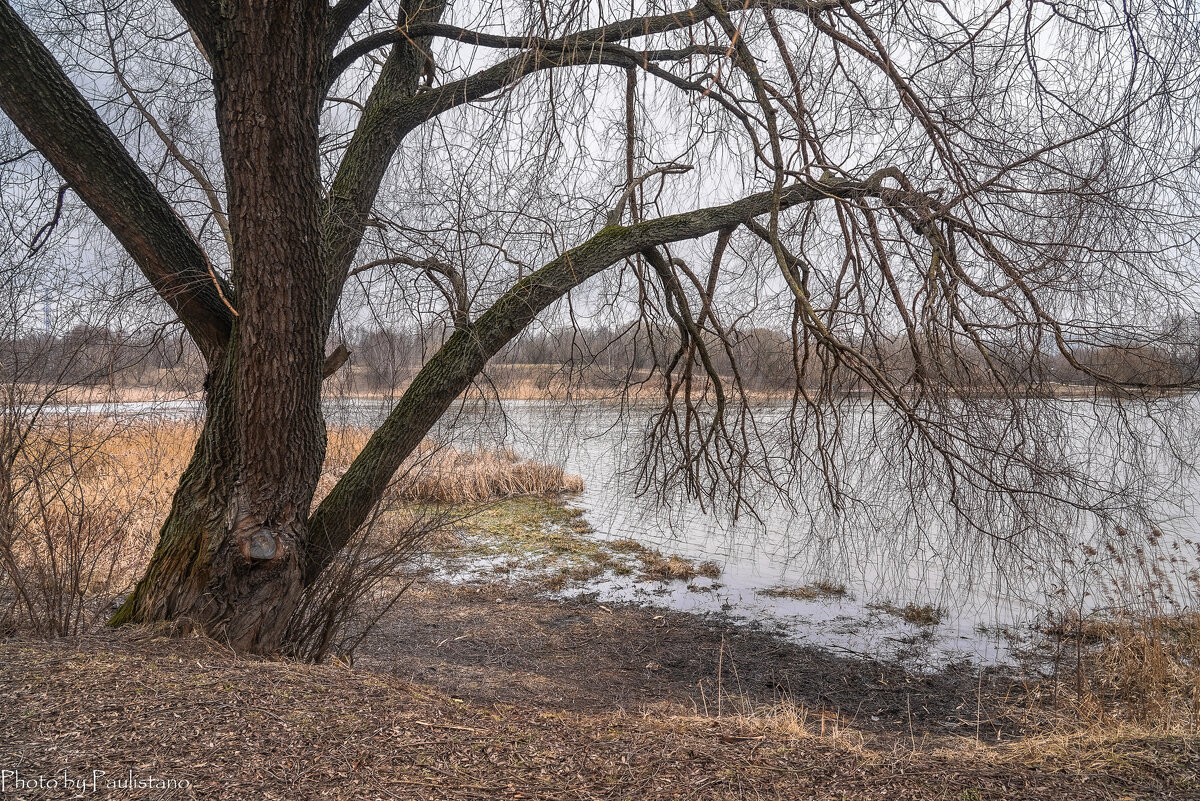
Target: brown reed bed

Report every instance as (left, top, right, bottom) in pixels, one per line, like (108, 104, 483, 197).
(1027, 610, 1200, 730)
(393, 445, 583, 504)
(0, 419, 583, 639)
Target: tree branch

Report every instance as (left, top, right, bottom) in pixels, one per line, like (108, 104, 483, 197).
(306, 176, 884, 579)
(104, 19, 233, 252)
(0, 0, 234, 358)
(168, 0, 220, 62)
(319, 0, 847, 320)
(329, 0, 841, 82)
(322, 342, 352, 378)
(327, 0, 374, 48)
(321, 38, 709, 319)
(328, 21, 717, 84)
(608, 163, 694, 225)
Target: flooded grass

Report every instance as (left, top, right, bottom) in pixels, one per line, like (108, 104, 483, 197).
(759, 581, 850, 601)
(869, 601, 947, 627)
(450, 495, 723, 592)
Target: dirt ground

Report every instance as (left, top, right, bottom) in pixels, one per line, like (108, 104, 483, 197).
(1, 578, 1196, 800)
(366, 581, 1025, 742)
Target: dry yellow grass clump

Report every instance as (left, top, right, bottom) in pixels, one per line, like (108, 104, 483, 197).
(317, 428, 583, 504)
(394, 445, 583, 504)
(0, 418, 582, 637)
(1039, 611, 1200, 729)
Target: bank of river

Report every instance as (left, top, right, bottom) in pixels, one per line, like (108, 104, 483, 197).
(40, 395, 1200, 666)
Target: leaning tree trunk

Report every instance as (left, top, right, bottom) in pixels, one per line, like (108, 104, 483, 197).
(111, 1, 329, 654)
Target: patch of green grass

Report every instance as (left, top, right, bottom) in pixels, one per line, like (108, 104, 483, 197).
(460, 497, 608, 562)
(447, 497, 722, 591)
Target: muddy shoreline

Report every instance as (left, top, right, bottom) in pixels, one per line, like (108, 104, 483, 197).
(362, 577, 1029, 744)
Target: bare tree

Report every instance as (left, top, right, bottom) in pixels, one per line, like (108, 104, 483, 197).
(0, 0, 1197, 652)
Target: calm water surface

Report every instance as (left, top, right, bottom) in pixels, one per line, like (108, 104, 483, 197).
(54, 395, 1200, 665)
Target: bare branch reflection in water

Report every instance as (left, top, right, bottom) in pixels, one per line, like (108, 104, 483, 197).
(401, 396, 1200, 646)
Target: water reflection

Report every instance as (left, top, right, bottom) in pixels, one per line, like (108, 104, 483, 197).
(414, 398, 1200, 664)
(45, 394, 1200, 664)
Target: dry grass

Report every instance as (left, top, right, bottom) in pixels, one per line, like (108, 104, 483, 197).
(0, 420, 582, 641)
(10, 379, 201, 404)
(0, 629, 1193, 800)
(18, 418, 196, 530)
(599, 537, 723, 582)
(3, 422, 1199, 798)
(608, 537, 647, 552)
(395, 445, 583, 503)
(695, 683, 861, 742)
(759, 580, 849, 601)
(1032, 611, 1200, 729)
(869, 600, 947, 626)
(641, 552, 703, 581)
(638, 550, 723, 582)
(93, 422, 582, 510)
(320, 428, 584, 505)
(0, 418, 193, 635)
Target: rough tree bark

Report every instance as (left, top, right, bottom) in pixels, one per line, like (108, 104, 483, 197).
(0, 0, 1049, 653)
(1, 0, 334, 650)
(117, 0, 332, 651)
(106, 1, 333, 652)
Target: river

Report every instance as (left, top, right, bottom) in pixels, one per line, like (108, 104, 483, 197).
(45, 394, 1200, 665)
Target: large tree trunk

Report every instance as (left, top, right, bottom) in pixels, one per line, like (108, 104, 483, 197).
(109, 362, 291, 648)
(111, 1, 329, 654)
(1, 0, 1019, 658)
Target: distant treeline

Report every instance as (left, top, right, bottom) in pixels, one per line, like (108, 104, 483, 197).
(0, 325, 204, 388)
(2, 322, 1197, 393)
(353, 324, 1200, 393)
